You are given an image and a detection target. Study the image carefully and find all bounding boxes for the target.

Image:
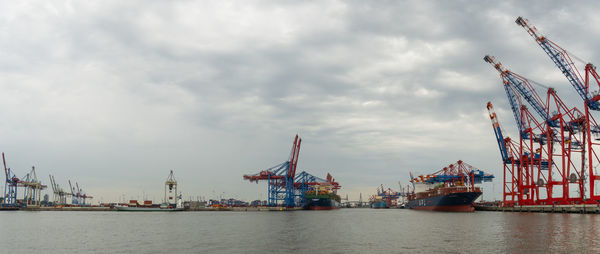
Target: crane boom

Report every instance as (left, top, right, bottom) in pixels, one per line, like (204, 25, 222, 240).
(515, 16, 600, 110)
(487, 102, 510, 163)
(68, 180, 74, 196)
(2, 153, 7, 178)
(484, 55, 558, 127)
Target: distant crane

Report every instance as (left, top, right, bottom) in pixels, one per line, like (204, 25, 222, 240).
(1, 153, 23, 207)
(68, 180, 79, 206)
(22, 166, 46, 207)
(79, 184, 93, 206)
(243, 135, 302, 207)
(243, 135, 340, 207)
(375, 184, 402, 207)
(165, 170, 178, 205)
(49, 175, 65, 205)
(49, 175, 71, 205)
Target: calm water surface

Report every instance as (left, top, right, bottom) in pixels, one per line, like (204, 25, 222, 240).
(1, 209, 600, 253)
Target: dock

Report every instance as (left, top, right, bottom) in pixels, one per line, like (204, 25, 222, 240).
(21, 206, 113, 211)
(2, 206, 304, 212)
(475, 204, 600, 214)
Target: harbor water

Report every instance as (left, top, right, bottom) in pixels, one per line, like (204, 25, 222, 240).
(1, 209, 600, 253)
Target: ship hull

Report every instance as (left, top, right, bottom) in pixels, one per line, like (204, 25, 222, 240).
(303, 198, 340, 210)
(114, 206, 183, 212)
(407, 191, 481, 212)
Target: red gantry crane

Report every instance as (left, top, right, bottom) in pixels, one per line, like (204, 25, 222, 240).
(516, 16, 600, 202)
(243, 135, 340, 207)
(485, 55, 591, 205)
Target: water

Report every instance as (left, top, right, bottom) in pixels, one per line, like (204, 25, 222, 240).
(1, 209, 600, 253)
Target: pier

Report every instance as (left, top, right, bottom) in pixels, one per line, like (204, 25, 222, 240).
(475, 204, 600, 214)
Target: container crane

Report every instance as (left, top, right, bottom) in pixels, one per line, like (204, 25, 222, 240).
(413, 161, 494, 187)
(49, 175, 70, 205)
(48, 174, 57, 204)
(165, 170, 177, 205)
(483, 76, 546, 205)
(376, 184, 401, 207)
(516, 17, 600, 110)
(487, 102, 521, 205)
(243, 135, 301, 207)
(2, 153, 24, 207)
(484, 55, 558, 128)
(72, 182, 93, 206)
(485, 55, 591, 204)
(516, 16, 600, 202)
(68, 179, 79, 206)
(22, 166, 46, 207)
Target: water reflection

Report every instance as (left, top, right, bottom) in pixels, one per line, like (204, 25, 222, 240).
(502, 213, 600, 253)
(1, 209, 600, 253)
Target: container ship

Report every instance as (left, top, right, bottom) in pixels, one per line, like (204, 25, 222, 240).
(370, 200, 388, 209)
(115, 170, 183, 212)
(369, 185, 402, 208)
(302, 185, 341, 210)
(114, 199, 183, 212)
(407, 160, 494, 212)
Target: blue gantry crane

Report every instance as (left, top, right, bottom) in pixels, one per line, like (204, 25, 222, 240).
(2, 153, 23, 207)
(243, 135, 301, 207)
(243, 135, 340, 207)
(411, 160, 494, 185)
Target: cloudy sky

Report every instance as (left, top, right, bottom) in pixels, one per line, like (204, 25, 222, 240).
(1, 1, 598, 203)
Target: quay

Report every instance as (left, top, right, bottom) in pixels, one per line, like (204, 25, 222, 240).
(475, 204, 600, 214)
(1, 206, 304, 212)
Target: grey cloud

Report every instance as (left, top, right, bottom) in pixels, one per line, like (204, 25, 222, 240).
(0, 0, 598, 201)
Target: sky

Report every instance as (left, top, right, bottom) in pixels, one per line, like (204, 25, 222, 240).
(1, 0, 599, 203)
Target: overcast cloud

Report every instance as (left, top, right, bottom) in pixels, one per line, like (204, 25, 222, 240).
(1, 0, 598, 202)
